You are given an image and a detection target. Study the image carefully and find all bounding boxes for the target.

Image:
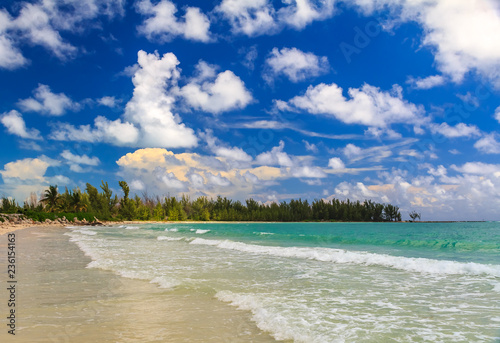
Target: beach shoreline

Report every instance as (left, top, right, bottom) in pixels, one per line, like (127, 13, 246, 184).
(1, 218, 491, 236)
(0, 224, 278, 342)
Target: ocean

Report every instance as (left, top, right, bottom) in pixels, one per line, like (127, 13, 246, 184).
(2, 222, 499, 342)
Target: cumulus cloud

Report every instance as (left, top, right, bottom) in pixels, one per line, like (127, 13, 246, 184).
(60, 150, 100, 172)
(17, 84, 79, 116)
(291, 166, 326, 178)
(50, 116, 140, 146)
(350, 0, 500, 87)
(122, 50, 197, 147)
(0, 156, 69, 201)
(215, 0, 279, 36)
(116, 148, 284, 199)
(328, 157, 345, 170)
(255, 140, 327, 179)
(216, 0, 336, 36)
(97, 96, 120, 107)
(264, 47, 329, 83)
(327, 164, 500, 220)
(451, 162, 500, 175)
(200, 129, 252, 163)
(494, 106, 500, 123)
(0, 157, 50, 182)
(276, 82, 425, 127)
(474, 133, 500, 154)
(115, 144, 331, 199)
(429, 122, 481, 138)
(50, 50, 198, 148)
(256, 140, 294, 167)
(277, 0, 336, 29)
(135, 0, 212, 42)
(407, 75, 446, 89)
(0, 9, 28, 69)
(0, 110, 41, 140)
(0, 0, 126, 69)
(180, 61, 253, 114)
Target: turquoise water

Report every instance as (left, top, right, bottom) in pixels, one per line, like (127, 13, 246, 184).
(67, 222, 500, 342)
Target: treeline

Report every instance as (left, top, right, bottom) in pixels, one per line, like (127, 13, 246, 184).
(0, 180, 402, 222)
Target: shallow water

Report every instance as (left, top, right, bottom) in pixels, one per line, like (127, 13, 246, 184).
(1, 222, 499, 342)
(58, 221, 500, 342)
(0, 227, 276, 342)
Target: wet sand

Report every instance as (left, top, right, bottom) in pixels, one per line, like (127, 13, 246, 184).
(0, 226, 276, 342)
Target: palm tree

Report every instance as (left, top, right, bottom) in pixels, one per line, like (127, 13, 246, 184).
(40, 185, 59, 212)
(69, 191, 87, 213)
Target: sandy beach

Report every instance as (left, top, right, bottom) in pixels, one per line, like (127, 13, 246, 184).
(0, 223, 277, 342)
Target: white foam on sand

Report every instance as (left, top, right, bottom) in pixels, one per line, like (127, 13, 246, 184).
(157, 236, 183, 241)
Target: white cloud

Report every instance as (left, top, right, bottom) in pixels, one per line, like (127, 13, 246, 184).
(205, 172, 232, 187)
(136, 0, 212, 42)
(277, 0, 336, 29)
(50, 50, 198, 148)
(60, 150, 100, 172)
(0, 157, 50, 181)
(200, 129, 252, 163)
(343, 143, 363, 160)
(277, 82, 425, 127)
(0, 110, 41, 140)
(264, 47, 329, 83)
(407, 75, 446, 89)
(159, 171, 188, 190)
(451, 162, 500, 175)
(474, 133, 500, 154)
(340, 139, 418, 163)
(123, 50, 197, 147)
(11, 2, 77, 60)
(429, 122, 481, 138)
(494, 106, 500, 123)
(291, 165, 327, 178)
(17, 84, 79, 116)
(50, 115, 140, 146)
(0, 0, 126, 70)
(240, 45, 258, 70)
(97, 96, 120, 107)
(328, 157, 346, 170)
(0, 9, 28, 69)
(351, 0, 500, 87)
(180, 61, 253, 114)
(216, 0, 279, 36)
(216, 0, 336, 36)
(364, 127, 402, 139)
(457, 92, 480, 108)
(303, 140, 318, 153)
(130, 179, 145, 191)
(328, 165, 500, 220)
(256, 140, 294, 167)
(116, 148, 284, 199)
(0, 156, 70, 202)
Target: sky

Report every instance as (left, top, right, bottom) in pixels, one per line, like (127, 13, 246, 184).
(1, 0, 500, 221)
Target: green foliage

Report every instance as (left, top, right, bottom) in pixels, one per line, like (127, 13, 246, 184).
(1, 197, 18, 213)
(118, 181, 136, 220)
(153, 202, 165, 221)
(40, 185, 60, 212)
(409, 211, 421, 222)
(1, 181, 403, 223)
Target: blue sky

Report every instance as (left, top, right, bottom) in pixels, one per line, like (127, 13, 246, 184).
(1, 0, 500, 220)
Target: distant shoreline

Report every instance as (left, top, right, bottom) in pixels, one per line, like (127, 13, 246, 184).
(1, 219, 491, 236)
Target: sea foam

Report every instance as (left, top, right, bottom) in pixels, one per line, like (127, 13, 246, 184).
(190, 238, 500, 277)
